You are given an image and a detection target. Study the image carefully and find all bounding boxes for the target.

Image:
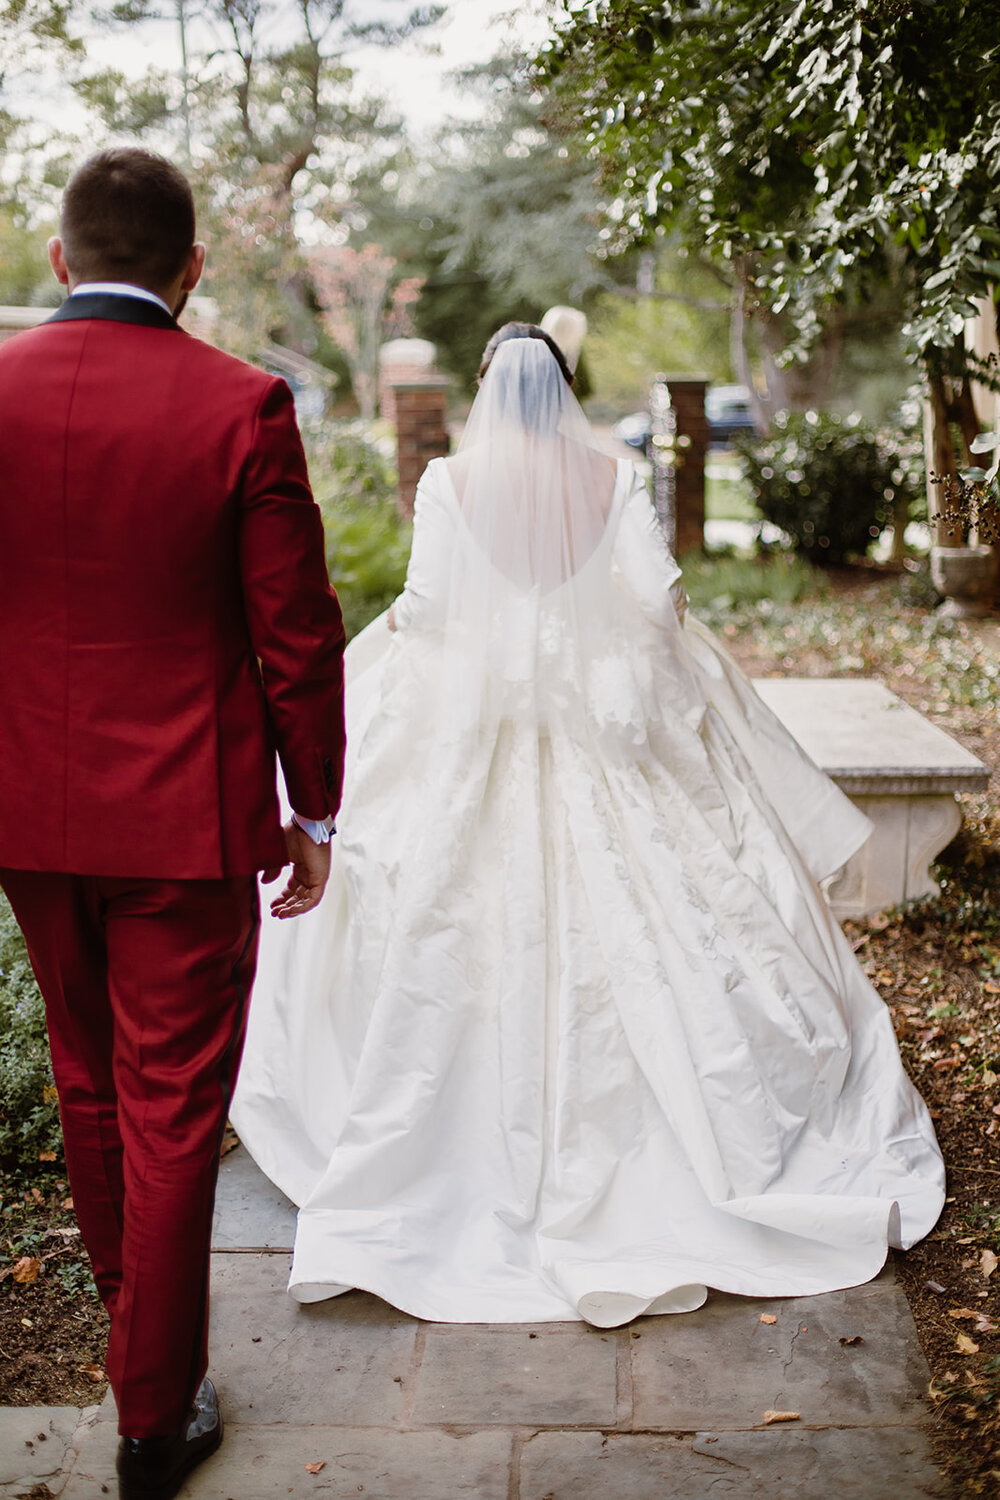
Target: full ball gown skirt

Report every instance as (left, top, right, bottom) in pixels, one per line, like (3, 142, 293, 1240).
(231, 459, 944, 1327)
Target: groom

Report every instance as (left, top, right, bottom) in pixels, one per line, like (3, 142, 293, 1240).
(0, 149, 346, 1499)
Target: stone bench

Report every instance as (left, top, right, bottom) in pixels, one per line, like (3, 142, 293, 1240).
(751, 677, 990, 920)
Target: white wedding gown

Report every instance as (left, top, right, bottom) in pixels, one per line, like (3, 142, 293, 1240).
(232, 454, 944, 1328)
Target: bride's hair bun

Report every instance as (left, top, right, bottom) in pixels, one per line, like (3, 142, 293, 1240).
(478, 323, 574, 387)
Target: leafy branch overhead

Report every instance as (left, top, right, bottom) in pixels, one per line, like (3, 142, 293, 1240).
(542, 0, 1000, 371)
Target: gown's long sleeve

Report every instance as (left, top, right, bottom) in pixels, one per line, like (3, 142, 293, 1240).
(391, 460, 455, 632)
(613, 467, 689, 624)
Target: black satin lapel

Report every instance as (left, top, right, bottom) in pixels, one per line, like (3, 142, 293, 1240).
(47, 294, 179, 331)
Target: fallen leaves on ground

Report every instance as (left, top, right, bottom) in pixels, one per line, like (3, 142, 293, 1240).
(304, 1461, 326, 1474)
(762, 1410, 801, 1424)
(721, 568, 1000, 1497)
(759, 1313, 777, 1324)
(79, 1363, 104, 1383)
(0, 1193, 108, 1407)
(10, 1257, 41, 1285)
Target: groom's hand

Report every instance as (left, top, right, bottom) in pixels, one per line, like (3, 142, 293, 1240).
(265, 820, 331, 919)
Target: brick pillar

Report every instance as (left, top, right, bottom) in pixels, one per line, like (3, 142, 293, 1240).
(391, 379, 451, 518)
(664, 375, 709, 556)
(380, 338, 438, 423)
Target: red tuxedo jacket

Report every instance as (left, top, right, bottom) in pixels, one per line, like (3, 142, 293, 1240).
(0, 293, 346, 879)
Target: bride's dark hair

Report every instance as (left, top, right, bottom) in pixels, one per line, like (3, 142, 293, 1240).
(478, 322, 574, 386)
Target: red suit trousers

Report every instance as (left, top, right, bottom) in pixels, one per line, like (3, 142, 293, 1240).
(0, 869, 259, 1438)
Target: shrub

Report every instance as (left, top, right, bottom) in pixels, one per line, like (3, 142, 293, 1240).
(305, 420, 413, 640)
(736, 411, 921, 564)
(0, 894, 62, 1194)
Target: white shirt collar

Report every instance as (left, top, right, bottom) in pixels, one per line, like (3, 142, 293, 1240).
(71, 282, 174, 318)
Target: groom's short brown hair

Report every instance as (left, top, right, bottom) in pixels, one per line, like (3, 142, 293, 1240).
(60, 148, 196, 291)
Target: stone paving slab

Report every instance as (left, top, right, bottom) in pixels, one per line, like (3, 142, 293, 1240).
(519, 1427, 948, 1499)
(63, 1409, 512, 1500)
(212, 1145, 295, 1251)
(0, 1405, 81, 1496)
(412, 1324, 619, 1428)
(2, 1148, 949, 1499)
(54, 1409, 948, 1500)
(209, 1255, 415, 1426)
(629, 1280, 929, 1431)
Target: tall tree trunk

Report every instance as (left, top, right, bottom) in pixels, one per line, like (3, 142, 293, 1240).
(729, 275, 770, 433)
(926, 359, 984, 546)
(730, 254, 844, 430)
(928, 371, 961, 547)
(756, 305, 843, 413)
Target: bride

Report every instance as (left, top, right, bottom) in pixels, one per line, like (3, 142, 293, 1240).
(232, 323, 944, 1328)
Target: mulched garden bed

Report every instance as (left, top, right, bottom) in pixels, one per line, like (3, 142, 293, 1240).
(0, 1194, 109, 1408)
(1, 560, 998, 1491)
(719, 560, 1000, 1496)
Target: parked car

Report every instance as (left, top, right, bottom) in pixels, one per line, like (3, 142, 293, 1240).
(705, 384, 756, 446)
(611, 411, 654, 452)
(612, 384, 757, 455)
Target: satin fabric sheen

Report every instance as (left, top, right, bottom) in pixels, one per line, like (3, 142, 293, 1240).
(232, 461, 944, 1327)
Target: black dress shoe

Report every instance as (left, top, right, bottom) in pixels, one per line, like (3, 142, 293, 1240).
(117, 1377, 223, 1500)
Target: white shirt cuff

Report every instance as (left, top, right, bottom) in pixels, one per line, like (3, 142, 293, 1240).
(291, 811, 336, 844)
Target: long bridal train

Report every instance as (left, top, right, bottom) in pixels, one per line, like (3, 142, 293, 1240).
(231, 455, 944, 1329)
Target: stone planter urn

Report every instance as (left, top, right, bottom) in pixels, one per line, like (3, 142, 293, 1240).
(930, 543, 998, 618)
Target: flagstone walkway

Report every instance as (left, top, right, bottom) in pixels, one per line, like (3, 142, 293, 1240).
(1, 1145, 948, 1498)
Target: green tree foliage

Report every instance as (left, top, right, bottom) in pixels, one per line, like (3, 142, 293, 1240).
(0, 0, 85, 203)
(543, 1, 1000, 427)
(388, 53, 620, 390)
(91, 0, 440, 195)
(427, 55, 606, 310)
(75, 1, 440, 354)
(1, 0, 82, 106)
(0, 209, 60, 304)
(585, 242, 731, 412)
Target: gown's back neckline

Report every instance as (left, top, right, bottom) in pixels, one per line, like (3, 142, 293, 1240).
(437, 449, 626, 596)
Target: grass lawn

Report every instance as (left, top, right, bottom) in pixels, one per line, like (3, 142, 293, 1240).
(704, 448, 758, 522)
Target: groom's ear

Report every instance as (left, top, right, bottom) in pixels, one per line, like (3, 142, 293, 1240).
(180, 242, 206, 293)
(48, 237, 70, 287)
